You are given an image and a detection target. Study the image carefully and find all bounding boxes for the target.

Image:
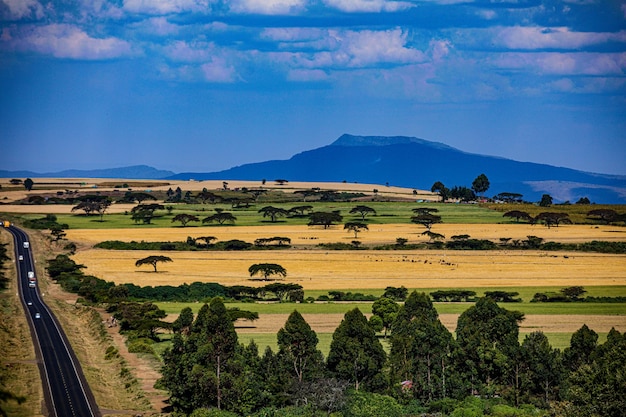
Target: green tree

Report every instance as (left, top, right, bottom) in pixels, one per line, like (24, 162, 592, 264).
(539, 194, 553, 207)
(248, 263, 287, 281)
(130, 203, 164, 224)
(566, 328, 626, 417)
(308, 211, 343, 229)
(277, 310, 324, 383)
(389, 291, 455, 402)
(563, 324, 598, 372)
(520, 331, 562, 406)
(202, 212, 237, 225)
(503, 210, 532, 223)
(370, 297, 399, 337)
(173, 306, 194, 334)
(431, 181, 449, 202)
(411, 211, 442, 231)
(344, 222, 368, 238)
(349, 205, 376, 221)
(471, 173, 490, 197)
(49, 226, 67, 242)
(172, 213, 200, 227)
(135, 255, 173, 272)
(455, 297, 524, 397)
(259, 206, 290, 223)
(23, 177, 34, 191)
(327, 308, 386, 391)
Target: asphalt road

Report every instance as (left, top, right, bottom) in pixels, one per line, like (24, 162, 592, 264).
(6, 224, 100, 417)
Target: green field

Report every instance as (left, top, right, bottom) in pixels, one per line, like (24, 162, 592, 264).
(19, 201, 510, 229)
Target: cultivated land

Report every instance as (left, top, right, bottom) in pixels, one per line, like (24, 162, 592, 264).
(2, 177, 626, 413)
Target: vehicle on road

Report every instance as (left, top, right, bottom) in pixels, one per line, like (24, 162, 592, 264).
(28, 271, 35, 279)
(23, 241, 29, 249)
(35, 313, 41, 319)
(27, 301, 32, 306)
(18, 255, 23, 261)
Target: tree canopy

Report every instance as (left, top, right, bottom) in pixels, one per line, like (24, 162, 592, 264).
(135, 255, 173, 272)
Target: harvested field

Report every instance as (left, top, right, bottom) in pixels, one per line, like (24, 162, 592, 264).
(232, 313, 626, 335)
(71, 247, 626, 290)
(65, 223, 626, 247)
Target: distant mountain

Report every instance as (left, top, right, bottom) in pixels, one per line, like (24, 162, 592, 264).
(169, 134, 626, 204)
(0, 165, 175, 180)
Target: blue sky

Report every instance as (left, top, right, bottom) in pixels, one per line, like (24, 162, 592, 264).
(1, 0, 625, 175)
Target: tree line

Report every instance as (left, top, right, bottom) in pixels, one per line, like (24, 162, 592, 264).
(159, 294, 626, 417)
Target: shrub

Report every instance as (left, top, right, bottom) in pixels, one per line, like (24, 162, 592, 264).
(343, 391, 403, 417)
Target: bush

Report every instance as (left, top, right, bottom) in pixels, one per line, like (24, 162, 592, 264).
(343, 391, 403, 417)
(190, 409, 240, 417)
(127, 339, 156, 355)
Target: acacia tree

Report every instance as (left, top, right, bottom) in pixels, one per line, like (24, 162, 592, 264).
(172, 213, 199, 227)
(130, 203, 164, 224)
(259, 206, 289, 223)
(411, 209, 442, 231)
(308, 211, 343, 229)
(344, 222, 368, 238)
(503, 210, 532, 223)
(135, 255, 173, 272)
(24, 178, 34, 191)
(248, 263, 287, 281)
(202, 212, 237, 225)
(349, 205, 376, 221)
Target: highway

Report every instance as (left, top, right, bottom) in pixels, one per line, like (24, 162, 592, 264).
(5, 223, 100, 417)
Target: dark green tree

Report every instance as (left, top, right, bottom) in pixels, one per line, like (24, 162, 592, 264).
(172, 306, 194, 334)
(539, 194, 553, 207)
(471, 174, 490, 197)
(344, 222, 368, 238)
(130, 203, 164, 224)
(431, 181, 449, 202)
(520, 331, 562, 406)
(308, 211, 343, 229)
(327, 308, 386, 391)
(23, 177, 34, 191)
(370, 297, 399, 337)
(172, 213, 199, 227)
(259, 206, 290, 223)
(248, 263, 287, 281)
(202, 212, 237, 225)
(349, 205, 376, 221)
(566, 328, 626, 417)
(135, 255, 173, 272)
(503, 210, 532, 223)
(563, 324, 598, 372)
(389, 291, 455, 402)
(455, 297, 524, 398)
(277, 310, 324, 384)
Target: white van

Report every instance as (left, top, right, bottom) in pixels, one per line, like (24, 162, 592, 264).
(23, 242, 30, 249)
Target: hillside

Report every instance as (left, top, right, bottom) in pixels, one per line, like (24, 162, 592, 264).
(169, 134, 626, 204)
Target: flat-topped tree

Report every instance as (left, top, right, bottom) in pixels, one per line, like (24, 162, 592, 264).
(202, 212, 237, 225)
(308, 211, 343, 229)
(172, 213, 199, 227)
(350, 205, 376, 221)
(411, 211, 442, 231)
(135, 255, 173, 272)
(248, 263, 287, 281)
(344, 222, 368, 238)
(259, 206, 289, 223)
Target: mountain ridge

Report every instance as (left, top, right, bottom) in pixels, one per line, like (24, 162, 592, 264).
(2, 135, 625, 203)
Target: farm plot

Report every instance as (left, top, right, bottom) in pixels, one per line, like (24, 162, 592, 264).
(71, 248, 626, 290)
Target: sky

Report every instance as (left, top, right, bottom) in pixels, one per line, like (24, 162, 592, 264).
(0, 0, 625, 176)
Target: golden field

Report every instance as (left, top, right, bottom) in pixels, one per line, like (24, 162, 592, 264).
(67, 223, 626, 290)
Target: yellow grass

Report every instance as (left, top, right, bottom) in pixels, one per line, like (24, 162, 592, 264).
(65, 223, 626, 246)
(233, 313, 626, 335)
(0, 178, 436, 208)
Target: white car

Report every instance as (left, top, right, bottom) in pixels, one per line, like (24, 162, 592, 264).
(18, 255, 23, 261)
(27, 301, 32, 306)
(35, 312, 41, 319)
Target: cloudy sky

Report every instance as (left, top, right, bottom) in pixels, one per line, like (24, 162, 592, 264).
(1, 0, 625, 175)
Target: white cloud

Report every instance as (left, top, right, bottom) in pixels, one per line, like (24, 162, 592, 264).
(336, 29, 426, 67)
(496, 26, 626, 50)
(4, 24, 133, 59)
(229, 0, 306, 15)
(163, 40, 214, 62)
(123, 0, 211, 15)
(135, 17, 181, 35)
(1, 0, 45, 20)
(323, 0, 414, 13)
(492, 52, 626, 76)
(287, 68, 329, 81)
(201, 57, 237, 82)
